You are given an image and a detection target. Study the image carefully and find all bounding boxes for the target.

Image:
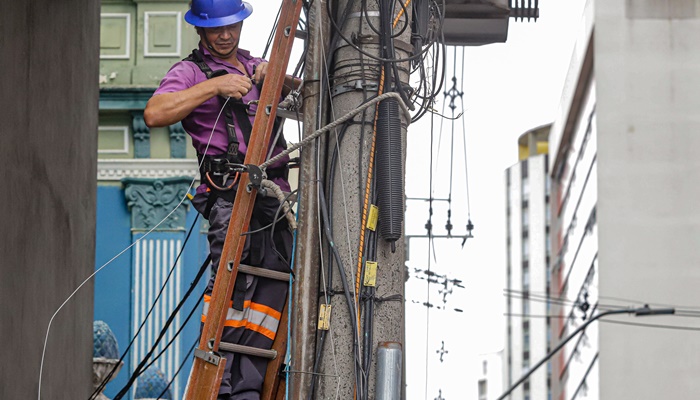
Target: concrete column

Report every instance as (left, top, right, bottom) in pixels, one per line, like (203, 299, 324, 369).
(0, 0, 99, 398)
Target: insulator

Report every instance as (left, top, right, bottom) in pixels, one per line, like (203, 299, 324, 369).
(376, 97, 404, 248)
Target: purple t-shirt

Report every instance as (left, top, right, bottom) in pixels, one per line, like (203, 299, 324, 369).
(154, 44, 290, 192)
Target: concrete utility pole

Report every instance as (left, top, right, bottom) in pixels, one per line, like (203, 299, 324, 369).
(306, 0, 412, 398)
(289, 0, 329, 398)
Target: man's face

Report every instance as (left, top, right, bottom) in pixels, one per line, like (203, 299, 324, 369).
(201, 22, 243, 56)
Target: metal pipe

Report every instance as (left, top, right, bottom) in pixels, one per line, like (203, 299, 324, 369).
(376, 342, 402, 400)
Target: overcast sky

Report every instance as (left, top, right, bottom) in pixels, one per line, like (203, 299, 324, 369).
(404, 1, 587, 399)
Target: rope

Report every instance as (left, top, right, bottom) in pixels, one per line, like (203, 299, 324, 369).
(261, 179, 297, 230)
(259, 92, 410, 170)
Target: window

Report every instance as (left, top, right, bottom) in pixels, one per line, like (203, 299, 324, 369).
(478, 380, 487, 400)
(522, 177, 530, 201)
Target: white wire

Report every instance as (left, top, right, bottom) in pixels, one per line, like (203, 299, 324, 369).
(37, 97, 231, 400)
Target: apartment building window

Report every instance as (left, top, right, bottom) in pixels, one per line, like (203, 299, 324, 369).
(522, 237, 529, 260)
(522, 207, 529, 229)
(478, 379, 487, 400)
(522, 177, 530, 201)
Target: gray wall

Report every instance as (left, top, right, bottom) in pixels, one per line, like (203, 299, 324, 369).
(595, 0, 700, 398)
(0, 1, 99, 398)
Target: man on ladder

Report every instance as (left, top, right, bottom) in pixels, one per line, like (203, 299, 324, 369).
(144, 1, 298, 398)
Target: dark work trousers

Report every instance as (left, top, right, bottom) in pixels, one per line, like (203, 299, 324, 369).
(192, 191, 292, 400)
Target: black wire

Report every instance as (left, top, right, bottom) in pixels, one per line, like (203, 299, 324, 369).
(262, 2, 283, 59)
(113, 252, 212, 400)
(317, 184, 363, 395)
(239, 189, 298, 236)
(325, 0, 437, 64)
(157, 337, 199, 399)
(89, 213, 201, 399)
(141, 289, 206, 372)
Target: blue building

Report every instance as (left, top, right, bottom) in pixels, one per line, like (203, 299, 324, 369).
(95, 1, 208, 398)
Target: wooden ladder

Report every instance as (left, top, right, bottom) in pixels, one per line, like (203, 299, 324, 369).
(184, 0, 303, 398)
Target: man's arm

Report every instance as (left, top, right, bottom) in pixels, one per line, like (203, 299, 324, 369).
(144, 74, 253, 128)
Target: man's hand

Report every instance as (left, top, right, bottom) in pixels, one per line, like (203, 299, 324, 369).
(213, 74, 253, 99)
(253, 62, 269, 85)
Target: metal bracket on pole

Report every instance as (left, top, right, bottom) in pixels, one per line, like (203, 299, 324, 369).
(332, 80, 379, 97)
(194, 349, 222, 366)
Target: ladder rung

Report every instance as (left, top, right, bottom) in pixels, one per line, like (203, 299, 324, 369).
(219, 341, 278, 360)
(277, 107, 304, 121)
(239, 264, 291, 282)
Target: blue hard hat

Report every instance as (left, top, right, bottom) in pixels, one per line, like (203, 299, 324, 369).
(185, 0, 253, 28)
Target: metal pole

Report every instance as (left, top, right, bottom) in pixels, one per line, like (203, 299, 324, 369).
(376, 342, 403, 400)
(497, 307, 675, 400)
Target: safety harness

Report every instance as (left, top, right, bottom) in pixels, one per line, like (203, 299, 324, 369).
(184, 49, 288, 216)
(185, 49, 293, 310)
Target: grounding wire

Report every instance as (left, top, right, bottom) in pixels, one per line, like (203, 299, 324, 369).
(39, 96, 231, 400)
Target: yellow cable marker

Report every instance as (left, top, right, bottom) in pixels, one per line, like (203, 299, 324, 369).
(367, 205, 379, 231)
(364, 261, 377, 287)
(317, 304, 332, 330)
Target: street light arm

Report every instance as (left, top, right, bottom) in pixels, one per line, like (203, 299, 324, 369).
(496, 306, 675, 400)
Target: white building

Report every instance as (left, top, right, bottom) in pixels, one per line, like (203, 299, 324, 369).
(504, 125, 551, 400)
(477, 352, 504, 400)
(549, 1, 700, 399)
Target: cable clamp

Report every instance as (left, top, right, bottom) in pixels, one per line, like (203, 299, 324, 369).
(245, 164, 265, 193)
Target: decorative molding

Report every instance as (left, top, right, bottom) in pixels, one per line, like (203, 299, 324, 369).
(97, 159, 199, 181)
(131, 111, 150, 158)
(169, 122, 188, 158)
(99, 87, 156, 110)
(123, 177, 192, 231)
(98, 126, 130, 154)
(144, 11, 182, 57)
(100, 13, 131, 60)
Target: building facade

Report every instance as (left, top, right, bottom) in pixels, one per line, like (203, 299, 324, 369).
(477, 352, 504, 400)
(549, 1, 700, 399)
(504, 125, 551, 400)
(95, 1, 208, 399)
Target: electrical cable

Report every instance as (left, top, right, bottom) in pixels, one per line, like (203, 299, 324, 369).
(141, 290, 206, 373)
(157, 337, 199, 399)
(112, 251, 212, 400)
(89, 214, 203, 399)
(40, 96, 232, 400)
(317, 184, 363, 397)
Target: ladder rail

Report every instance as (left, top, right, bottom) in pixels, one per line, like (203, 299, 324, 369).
(185, 0, 304, 398)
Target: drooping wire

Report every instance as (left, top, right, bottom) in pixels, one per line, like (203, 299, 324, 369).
(459, 47, 472, 226)
(40, 95, 232, 400)
(89, 213, 202, 399)
(157, 338, 199, 399)
(424, 103, 436, 400)
(112, 251, 212, 400)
